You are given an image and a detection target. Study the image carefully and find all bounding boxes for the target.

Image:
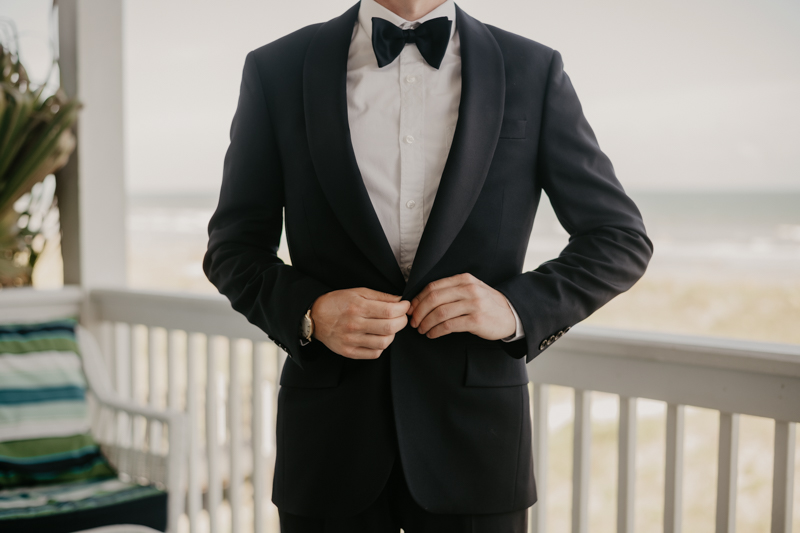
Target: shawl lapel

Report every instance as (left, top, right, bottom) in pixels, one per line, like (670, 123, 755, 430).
(303, 2, 407, 290)
(403, 5, 506, 297)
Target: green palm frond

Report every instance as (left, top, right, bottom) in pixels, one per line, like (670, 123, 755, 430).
(0, 21, 81, 287)
(0, 44, 81, 216)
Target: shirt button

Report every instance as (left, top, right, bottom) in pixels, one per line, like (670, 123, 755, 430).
(406, 75, 417, 83)
(406, 200, 416, 209)
(404, 135, 415, 144)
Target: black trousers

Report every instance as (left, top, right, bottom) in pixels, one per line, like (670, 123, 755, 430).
(278, 456, 528, 533)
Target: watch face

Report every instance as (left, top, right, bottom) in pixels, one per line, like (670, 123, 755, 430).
(301, 315, 312, 339)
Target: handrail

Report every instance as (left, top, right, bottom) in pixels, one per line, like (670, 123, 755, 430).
(0, 284, 84, 305)
(0, 285, 84, 322)
(557, 324, 800, 377)
(87, 287, 269, 341)
(534, 325, 800, 423)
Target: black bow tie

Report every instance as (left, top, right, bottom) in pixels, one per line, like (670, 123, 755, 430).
(371, 16, 453, 70)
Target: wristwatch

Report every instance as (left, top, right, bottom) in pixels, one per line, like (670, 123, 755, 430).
(299, 305, 314, 346)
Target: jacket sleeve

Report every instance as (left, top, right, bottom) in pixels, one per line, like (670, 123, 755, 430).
(203, 51, 331, 367)
(495, 50, 654, 363)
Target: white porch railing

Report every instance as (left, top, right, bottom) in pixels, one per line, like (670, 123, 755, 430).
(528, 325, 800, 533)
(75, 288, 800, 532)
(83, 288, 284, 533)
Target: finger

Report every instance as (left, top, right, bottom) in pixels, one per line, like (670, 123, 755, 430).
(409, 273, 475, 312)
(341, 345, 384, 360)
(425, 315, 474, 339)
(410, 275, 464, 308)
(416, 300, 472, 335)
(410, 285, 474, 328)
(360, 315, 408, 336)
(352, 333, 395, 351)
(361, 298, 410, 319)
(356, 287, 403, 303)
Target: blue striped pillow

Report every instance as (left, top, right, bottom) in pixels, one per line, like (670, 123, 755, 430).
(0, 318, 115, 488)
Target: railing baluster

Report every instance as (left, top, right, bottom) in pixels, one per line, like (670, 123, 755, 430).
(618, 396, 637, 533)
(715, 412, 740, 533)
(115, 323, 130, 448)
(115, 322, 129, 398)
(98, 322, 116, 445)
(665, 403, 685, 533)
(187, 333, 202, 533)
(167, 329, 180, 412)
(229, 339, 243, 533)
(165, 328, 182, 525)
(253, 341, 267, 533)
(770, 420, 796, 533)
(572, 389, 591, 533)
(123, 411, 135, 479)
(207, 336, 224, 533)
(531, 383, 549, 533)
(99, 321, 115, 392)
(130, 324, 140, 403)
(131, 324, 145, 448)
(148, 326, 161, 454)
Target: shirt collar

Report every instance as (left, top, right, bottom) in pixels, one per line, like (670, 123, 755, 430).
(357, 0, 457, 43)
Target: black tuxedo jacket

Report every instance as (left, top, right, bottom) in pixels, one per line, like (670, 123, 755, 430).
(204, 2, 652, 518)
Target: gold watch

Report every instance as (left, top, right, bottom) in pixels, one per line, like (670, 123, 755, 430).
(299, 306, 314, 345)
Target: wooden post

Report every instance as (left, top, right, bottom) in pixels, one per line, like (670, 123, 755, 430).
(55, 0, 81, 285)
(56, 0, 127, 288)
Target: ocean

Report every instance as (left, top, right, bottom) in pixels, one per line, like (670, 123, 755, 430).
(528, 191, 800, 282)
(127, 191, 800, 292)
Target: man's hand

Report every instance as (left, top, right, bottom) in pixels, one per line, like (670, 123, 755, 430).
(408, 273, 516, 340)
(311, 288, 410, 359)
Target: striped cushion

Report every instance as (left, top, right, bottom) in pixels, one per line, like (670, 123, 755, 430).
(0, 477, 167, 532)
(0, 318, 115, 488)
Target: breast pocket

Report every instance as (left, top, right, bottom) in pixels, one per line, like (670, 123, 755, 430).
(464, 343, 529, 387)
(498, 118, 527, 140)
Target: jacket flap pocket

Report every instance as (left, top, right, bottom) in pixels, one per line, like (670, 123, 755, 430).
(279, 353, 343, 388)
(465, 343, 529, 387)
(499, 118, 527, 139)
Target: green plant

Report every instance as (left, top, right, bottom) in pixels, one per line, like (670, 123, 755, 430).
(0, 20, 80, 287)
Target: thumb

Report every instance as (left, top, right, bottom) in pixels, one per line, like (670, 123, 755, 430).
(356, 287, 403, 303)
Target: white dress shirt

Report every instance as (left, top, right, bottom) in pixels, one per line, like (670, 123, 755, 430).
(346, 0, 524, 342)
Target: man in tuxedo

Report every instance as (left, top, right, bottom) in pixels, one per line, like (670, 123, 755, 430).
(204, 0, 653, 531)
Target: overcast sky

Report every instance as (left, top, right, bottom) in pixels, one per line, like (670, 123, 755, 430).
(2, 0, 799, 193)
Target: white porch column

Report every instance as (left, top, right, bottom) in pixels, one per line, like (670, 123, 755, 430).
(57, 0, 127, 288)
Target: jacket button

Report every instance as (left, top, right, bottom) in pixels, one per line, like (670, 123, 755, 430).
(539, 339, 547, 350)
(547, 335, 556, 345)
